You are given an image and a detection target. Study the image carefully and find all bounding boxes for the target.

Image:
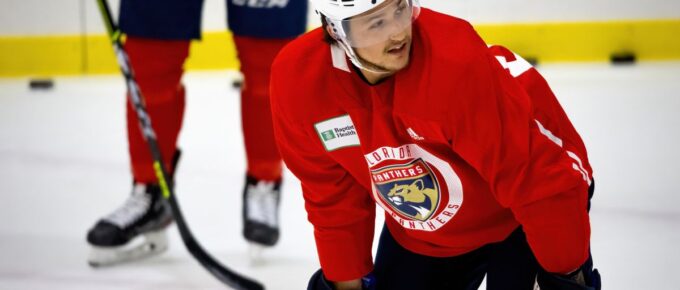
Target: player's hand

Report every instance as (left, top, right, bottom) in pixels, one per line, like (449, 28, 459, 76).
(307, 269, 377, 290)
(333, 279, 362, 290)
(564, 268, 588, 286)
(538, 270, 601, 290)
(537, 256, 601, 290)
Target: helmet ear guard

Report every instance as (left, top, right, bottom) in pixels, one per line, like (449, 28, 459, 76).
(323, 17, 340, 41)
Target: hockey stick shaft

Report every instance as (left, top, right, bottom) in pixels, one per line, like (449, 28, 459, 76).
(95, 1, 264, 289)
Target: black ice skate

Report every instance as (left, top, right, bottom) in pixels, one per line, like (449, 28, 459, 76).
(86, 182, 173, 267)
(242, 175, 281, 249)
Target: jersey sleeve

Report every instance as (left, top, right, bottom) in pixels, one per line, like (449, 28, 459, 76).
(447, 47, 591, 274)
(270, 57, 375, 281)
(489, 44, 593, 180)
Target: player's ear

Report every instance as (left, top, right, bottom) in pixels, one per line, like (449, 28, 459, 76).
(325, 24, 338, 40)
(323, 16, 341, 40)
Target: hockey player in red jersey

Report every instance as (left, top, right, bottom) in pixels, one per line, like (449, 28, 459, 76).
(271, 0, 601, 289)
(86, 0, 307, 266)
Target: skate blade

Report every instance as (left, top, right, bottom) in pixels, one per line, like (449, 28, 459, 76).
(88, 230, 168, 267)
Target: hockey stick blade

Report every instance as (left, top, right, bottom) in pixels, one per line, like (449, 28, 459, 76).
(169, 193, 265, 290)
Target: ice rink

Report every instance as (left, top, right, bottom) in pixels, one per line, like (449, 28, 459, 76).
(1, 62, 679, 290)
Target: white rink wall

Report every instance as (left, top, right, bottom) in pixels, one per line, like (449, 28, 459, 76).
(1, 0, 680, 36)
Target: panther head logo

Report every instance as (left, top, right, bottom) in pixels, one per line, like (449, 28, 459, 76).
(387, 179, 439, 221)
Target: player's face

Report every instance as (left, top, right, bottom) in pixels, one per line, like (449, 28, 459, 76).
(346, 0, 413, 72)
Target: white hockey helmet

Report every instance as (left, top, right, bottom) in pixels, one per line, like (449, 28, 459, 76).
(311, 0, 421, 72)
(312, 0, 420, 48)
(313, 0, 389, 22)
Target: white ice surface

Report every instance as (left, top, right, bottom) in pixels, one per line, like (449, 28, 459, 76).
(1, 63, 679, 289)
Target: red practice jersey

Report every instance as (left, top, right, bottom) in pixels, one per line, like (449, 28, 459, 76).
(271, 8, 593, 281)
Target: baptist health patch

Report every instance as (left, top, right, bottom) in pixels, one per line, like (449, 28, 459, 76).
(314, 114, 360, 151)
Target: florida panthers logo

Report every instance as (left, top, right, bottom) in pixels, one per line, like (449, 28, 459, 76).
(387, 179, 438, 220)
(373, 160, 440, 221)
(366, 144, 464, 232)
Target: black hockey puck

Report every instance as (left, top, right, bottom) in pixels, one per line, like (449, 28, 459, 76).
(232, 79, 243, 89)
(610, 52, 636, 64)
(29, 79, 54, 90)
(524, 56, 539, 66)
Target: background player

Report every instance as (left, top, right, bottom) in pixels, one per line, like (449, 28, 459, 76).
(271, 0, 601, 289)
(86, 0, 307, 266)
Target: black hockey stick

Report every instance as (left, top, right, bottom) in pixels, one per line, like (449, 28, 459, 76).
(95, 1, 264, 289)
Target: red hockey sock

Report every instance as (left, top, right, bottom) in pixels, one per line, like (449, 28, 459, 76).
(125, 37, 189, 183)
(233, 35, 294, 181)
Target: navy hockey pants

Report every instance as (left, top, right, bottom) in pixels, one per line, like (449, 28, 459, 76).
(373, 182, 596, 290)
(373, 225, 538, 290)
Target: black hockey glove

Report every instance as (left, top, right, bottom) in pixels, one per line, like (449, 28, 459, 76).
(307, 269, 377, 290)
(307, 269, 334, 290)
(537, 254, 601, 290)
